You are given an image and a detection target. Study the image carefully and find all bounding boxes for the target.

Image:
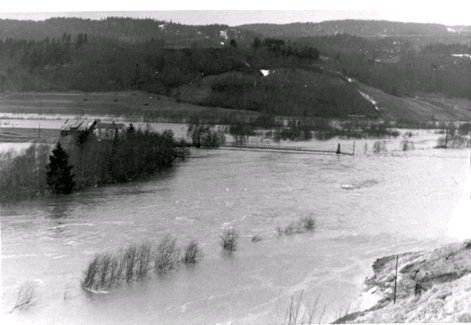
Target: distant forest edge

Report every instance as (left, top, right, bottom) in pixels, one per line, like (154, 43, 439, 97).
(237, 20, 471, 39)
(1, 17, 471, 120)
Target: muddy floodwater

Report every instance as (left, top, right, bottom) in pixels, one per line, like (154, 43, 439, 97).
(2, 134, 471, 324)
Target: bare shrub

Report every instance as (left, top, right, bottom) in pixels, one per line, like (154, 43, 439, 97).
(154, 236, 180, 273)
(136, 241, 153, 278)
(251, 234, 262, 242)
(220, 229, 239, 251)
(181, 239, 203, 263)
(10, 280, 38, 313)
(372, 140, 387, 153)
(81, 255, 100, 290)
(99, 253, 112, 287)
(0, 144, 50, 202)
(123, 244, 138, 281)
(108, 254, 120, 287)
(277, 216, 315, 236)
(277, 223, 297, 236)
(284, 291, 324, 325)
(300, 215, 315, 231)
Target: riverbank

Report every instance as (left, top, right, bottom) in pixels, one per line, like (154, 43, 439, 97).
(339, 239, 471, 323)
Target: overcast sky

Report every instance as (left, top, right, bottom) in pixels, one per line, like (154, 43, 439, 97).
(1, 2, 470, 26)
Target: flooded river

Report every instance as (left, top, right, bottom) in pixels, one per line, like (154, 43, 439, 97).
(2, 143, 471, 324)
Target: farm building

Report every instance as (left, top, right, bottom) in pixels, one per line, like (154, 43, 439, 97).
(60, 119, 126, 140)
(60, 119, 98, 137)
(94, 121, 126, 140)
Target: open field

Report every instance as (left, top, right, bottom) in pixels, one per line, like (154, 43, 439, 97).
(2, 89, 471, 124)
(0, 91, 257, 122)
(0, 127, 60, 143)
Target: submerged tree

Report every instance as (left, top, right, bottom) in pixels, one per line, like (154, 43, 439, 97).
(46, 142, 75, 194)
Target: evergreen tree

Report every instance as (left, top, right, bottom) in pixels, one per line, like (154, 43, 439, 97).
(127, 123, 135, 133)
(46, 142, 75, 194)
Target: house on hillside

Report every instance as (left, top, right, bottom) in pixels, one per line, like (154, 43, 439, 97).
(60, 119, 98, 137)
(94, 121, 126, 140)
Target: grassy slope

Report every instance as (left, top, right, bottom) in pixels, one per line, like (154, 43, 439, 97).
(0, 91, 255, 120)
(2, 66, 471, 122)
(356, 82, 471, 121)
(179, 68, 381, 119)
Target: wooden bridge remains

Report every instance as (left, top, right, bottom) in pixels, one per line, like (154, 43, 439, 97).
(220, 142, 355, 156)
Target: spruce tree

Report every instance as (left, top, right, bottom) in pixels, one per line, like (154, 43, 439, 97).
(46, 142, 75, 194)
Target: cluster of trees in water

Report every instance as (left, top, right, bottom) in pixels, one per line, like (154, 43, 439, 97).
(0, 128, 187, 201)
(433, 122, 471, 149)
(187, 116, 405, 145)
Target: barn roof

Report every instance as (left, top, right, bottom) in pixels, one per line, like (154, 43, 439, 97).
(60, 119, 97, 131)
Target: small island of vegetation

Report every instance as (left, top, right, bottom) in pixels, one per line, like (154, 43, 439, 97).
(0, 126, 188, 202)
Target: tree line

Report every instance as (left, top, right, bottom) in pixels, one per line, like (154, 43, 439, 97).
(0, 17, 257, 43)
(296, 34, 471, 100)
(1, 33, 88, 70)
(420, 43, 471, 56)
(0, 128, 188, 202)
(251, 37, 320, 60)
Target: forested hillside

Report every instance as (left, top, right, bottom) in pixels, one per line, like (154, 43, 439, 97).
(295, 34, 471, 99)
(1, 17, 471, 121)
(0, 17, 259, 45)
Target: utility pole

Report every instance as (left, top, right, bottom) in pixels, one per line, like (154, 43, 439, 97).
(394, 255, 399, 304)
(445, 127, 448, 149)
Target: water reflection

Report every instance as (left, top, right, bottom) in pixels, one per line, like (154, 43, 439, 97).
(46, 199, 73, 238)
(447, 166, 471, 240)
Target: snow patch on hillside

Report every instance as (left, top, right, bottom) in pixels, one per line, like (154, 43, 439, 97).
(260, 69, 271, 77)
(452, 53, 471, 59)
(219, 30, 228, 40)
(358, 90, 380, 111)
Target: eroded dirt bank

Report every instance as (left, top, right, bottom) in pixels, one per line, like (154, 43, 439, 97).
(338, 240, 471, 323)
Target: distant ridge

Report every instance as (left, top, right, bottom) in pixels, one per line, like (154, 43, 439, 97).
(237, 19, 470, 38)
(0, 17, 259, 43)
(2, 17, 470, 43)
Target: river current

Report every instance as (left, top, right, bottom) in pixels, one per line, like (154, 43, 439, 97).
(2, 143, 471, 324)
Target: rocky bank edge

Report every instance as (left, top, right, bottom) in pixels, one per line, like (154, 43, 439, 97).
(334, 240, 471, 323)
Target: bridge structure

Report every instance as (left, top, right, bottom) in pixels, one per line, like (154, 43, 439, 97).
(220, 142, 355, 156)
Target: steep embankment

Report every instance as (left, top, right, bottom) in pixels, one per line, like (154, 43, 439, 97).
(342, 241, 471, 323)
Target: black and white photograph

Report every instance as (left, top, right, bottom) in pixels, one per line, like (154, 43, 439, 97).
(1, 2, 471, 324)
